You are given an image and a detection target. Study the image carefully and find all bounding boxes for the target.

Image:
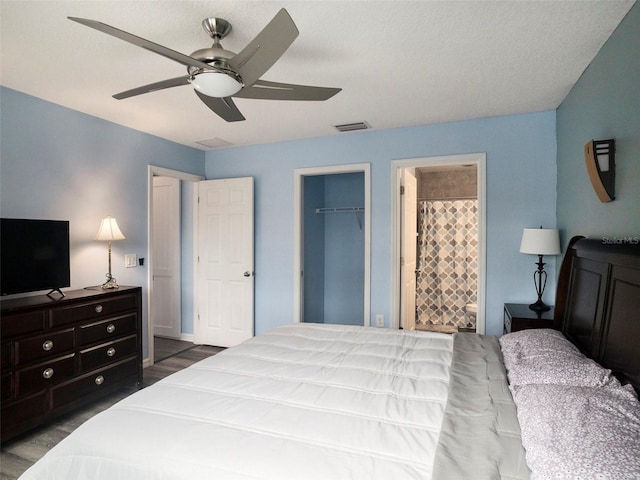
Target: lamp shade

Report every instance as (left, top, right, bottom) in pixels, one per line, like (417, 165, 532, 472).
(520, 228, 560, 255)
(95, 216, 126, 241)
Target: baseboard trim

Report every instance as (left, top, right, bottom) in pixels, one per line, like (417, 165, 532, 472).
(180, 333, 195, 343)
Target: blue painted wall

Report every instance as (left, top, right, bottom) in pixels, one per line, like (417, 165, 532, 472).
(4, 1, 636, 346)
(0, 87, 205, 357)
(205, 111, 557, 336)
(1, 88, 558, 342)
(557, 3, 640, 245)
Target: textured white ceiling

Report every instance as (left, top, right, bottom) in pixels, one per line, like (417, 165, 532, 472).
(1, 1, 634, 150)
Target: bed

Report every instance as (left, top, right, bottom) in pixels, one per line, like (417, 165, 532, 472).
(16, 237, 640, 479)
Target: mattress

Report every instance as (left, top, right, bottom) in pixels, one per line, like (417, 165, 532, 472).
(18, 324, 529, 480)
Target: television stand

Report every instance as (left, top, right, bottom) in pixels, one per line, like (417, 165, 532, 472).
(1, 286, 142, 443)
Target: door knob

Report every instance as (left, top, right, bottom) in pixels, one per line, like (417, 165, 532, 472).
(243, 271, 251, 277)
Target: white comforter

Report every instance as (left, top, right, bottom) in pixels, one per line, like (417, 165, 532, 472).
(19, 324, 454, 480)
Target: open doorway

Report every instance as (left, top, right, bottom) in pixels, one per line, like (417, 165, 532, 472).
(414, 164, 478, 332)
(147, 166, 204, 366)
(391, 154, 486, 334)
(303, 172, 364, 325)
(293, 164, 371, 326)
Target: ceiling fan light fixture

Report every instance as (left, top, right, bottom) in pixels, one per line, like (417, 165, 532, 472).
(190, 71, 243, 98)
(70, 9, 340, 122)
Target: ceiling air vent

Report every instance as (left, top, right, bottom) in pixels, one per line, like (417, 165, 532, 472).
(334, 121, 371, 133)
(195, 137, 234, 149)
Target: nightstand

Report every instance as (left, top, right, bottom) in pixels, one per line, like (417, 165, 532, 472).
(503, 303, 554, 334)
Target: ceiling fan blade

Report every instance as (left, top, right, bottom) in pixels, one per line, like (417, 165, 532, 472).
(113, 76, 190, 99)
(228, 9, 299, 88)
(195, 90, 245, 122)
(234, 80, 341, 101)
(68, 17, 214, 71)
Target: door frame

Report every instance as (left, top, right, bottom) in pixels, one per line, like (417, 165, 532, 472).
(293, 163, 371, 326)
(400, 168, 417, 331)
(147, 165, 204, 366)
(390, 153, 487, 333)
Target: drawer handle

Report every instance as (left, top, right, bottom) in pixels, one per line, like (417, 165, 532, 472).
(95, 375, 104, 386)
(107, 347, 116, 357)
(42, 367, 54, 379)
(106, 324, 116, 334)
(42, 340, 54, 351)
(95, 304, 103, 313)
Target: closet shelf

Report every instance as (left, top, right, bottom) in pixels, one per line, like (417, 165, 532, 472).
(315, 206, 365, 230)
(315, 207, 365, 214)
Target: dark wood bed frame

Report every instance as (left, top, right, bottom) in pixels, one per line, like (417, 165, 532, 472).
(554, 236, 640, 394)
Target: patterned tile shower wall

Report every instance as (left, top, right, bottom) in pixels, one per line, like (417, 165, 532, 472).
(416, 199, 478, 329)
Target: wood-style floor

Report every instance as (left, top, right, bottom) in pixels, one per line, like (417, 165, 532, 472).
(0, 342, 223, 480)
(154, 336, 197, 363)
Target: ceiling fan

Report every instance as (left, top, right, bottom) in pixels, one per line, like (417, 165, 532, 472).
(68, 9, 341, 122)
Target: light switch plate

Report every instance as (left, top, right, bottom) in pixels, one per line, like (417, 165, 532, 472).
(125, 254, 137, 268)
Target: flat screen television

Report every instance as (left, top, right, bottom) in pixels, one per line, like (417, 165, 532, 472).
(1, 218, 71, 296)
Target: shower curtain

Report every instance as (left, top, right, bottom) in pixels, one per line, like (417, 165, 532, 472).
(416, 199, 477, 329)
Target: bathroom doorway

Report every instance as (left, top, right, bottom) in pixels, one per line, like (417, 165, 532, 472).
(391, 154, 486, 334)
(414, 164, 478, 332)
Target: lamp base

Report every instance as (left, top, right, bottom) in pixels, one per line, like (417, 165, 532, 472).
(529, 255, 550, 312)
(101, 273, 119, 290)
(528, 299, 551, 312)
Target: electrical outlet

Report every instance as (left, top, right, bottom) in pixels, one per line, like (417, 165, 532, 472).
(375, 315, 384, 327)
(125, 254, 137, 268)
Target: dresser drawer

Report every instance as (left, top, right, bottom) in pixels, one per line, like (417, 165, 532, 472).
(1, 310, 46, 338)
(15, 329, 74, 366)
(16, 354, 75, 397)
(50, 294, 138, 327)
(51, 358, 138, 409)
(1, 391, 48, 440)
(78, 313, 137, 347)
(1, 372, 13, 402)
(79, 335, 137, 373)
(1, 341, 12, 370)
(1, 286, 141, 443)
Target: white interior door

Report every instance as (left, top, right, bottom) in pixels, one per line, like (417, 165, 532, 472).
(196, 177, 254, 347)
(400, 169, 417, 331)
(152, 176, 181, 338)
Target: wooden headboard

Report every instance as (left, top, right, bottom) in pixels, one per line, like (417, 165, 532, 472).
(554, 236, 640, 393)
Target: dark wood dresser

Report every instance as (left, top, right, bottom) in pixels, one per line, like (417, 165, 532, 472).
(1, 286, 142, 443)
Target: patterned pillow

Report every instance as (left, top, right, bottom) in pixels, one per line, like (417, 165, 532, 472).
(513, 383, 640, 480)
(499, 329, 614, 387)
(499, 328, 578, 359)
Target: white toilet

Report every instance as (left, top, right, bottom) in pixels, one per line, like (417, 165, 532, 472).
(465, 303, 477, 328)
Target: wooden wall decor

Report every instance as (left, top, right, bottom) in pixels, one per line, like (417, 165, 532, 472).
(584, 139, 615, 202)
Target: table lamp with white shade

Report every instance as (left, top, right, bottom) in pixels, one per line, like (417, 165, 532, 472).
(96, 216, 126, 289)
(520, 227, 561, 312)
